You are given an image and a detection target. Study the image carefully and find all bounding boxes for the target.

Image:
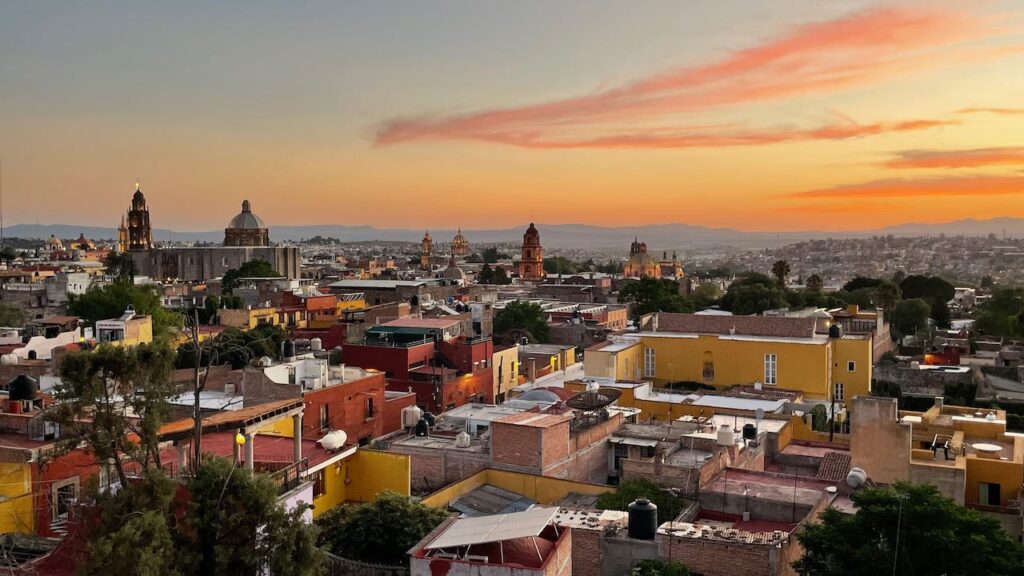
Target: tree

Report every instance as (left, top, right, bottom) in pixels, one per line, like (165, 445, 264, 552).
(900, 275, 955, 304)
(0, 246, 17, 266)
(494, 301, 550, 343)
(478, 263, 494, 284)
(794, 482, 1024, 576)
(876, 281, 901, 311)
(595, 479, 684, 524)
(805, 274, 823, 293)
(48, 343, 176, 487)
(316, 491, 448, 565)
(931, 299, 952, 328)
(889, 298, 931, 339)
(631, 559, 693, 576)
(81, 459, 321, 576)
(619, 277, 693, 319)
(104, 251, 137, 283)
(543, 256, 579, 275)
(492, 265, 511, 285)
(771, 259, 791, 287)
(842, 276, 882, 292)
(68, 282, 181, 339)
(721, 273, 788, 315)
(980, 275, 995, 290)
(691, 282, 722, 309)
(221, 259, 279, 294)
(481, 247, 508, 263)
(974, 288, 1024, 337)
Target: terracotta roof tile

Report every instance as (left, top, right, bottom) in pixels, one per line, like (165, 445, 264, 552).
(815, 451, 852, 483)
(654, 313, 817, 339)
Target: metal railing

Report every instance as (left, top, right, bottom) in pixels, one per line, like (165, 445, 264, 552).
(268, 458, 310, 494)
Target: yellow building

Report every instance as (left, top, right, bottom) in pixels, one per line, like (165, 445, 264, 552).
(852, 397, 1024, 520)
(585, 313, 872, 402)
(95, 309, 153, 346)
(0, 461, 34, 534)
(492, 344, 520, 403)
(218, 306, 281, 330)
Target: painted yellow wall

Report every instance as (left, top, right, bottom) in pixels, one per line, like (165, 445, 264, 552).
(622, 334, 872, 400)
(965, 453, 1024, 509)
(492, 346, 520, 401)
(584, 342, 641, 381)
(0, 462, 34, 534)
(258, 416, 295, 437)
(311, 450, 411, 519)
(420, 468, 613, 509)
(830, 337, 873, 399)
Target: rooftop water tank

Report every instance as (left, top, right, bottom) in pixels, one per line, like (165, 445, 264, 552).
(716, 424, 736, 446)
(415, 418, 430, 437)
(742, 423, 757, 441)
(454, 431, 472, 448)
(401, 405, 424, 429)
(846, 467, 868, 488)
(282, 340, 296, 359)
(318, 430, 348, 451)
(627, 498, 658, 540)
(310, 338, 323, 352)
(828, 323, 844, 339)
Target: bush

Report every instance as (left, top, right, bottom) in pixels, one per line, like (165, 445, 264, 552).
(596, 479, 685, 524)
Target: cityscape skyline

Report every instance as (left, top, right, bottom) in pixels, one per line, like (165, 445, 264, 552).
(2, 1, 1023, 231)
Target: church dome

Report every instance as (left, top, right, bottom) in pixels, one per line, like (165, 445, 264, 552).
(443, 263, 467, 281)
(228, 200, 266, 230)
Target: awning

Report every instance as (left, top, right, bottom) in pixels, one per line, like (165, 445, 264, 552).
(425, 507, 558, 549)
(609, 436, 659, 448)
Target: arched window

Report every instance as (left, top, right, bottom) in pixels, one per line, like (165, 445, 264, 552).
(525, 249, 532, 259)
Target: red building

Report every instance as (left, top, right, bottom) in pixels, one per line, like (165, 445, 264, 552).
(342, 318, 493, 413)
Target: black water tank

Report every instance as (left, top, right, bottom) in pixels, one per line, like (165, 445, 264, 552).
(8, 375, 38, 401)
(627, 498, 658, 540)
(414, 418, 429, 437)
(282, 340, 296, 358)
(742, 423, 757, 441)
(422, 412, 436, 426)
(828, 323, 844, 339)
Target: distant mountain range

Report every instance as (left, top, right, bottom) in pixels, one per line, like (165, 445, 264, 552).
(6, 217, 1023, 251)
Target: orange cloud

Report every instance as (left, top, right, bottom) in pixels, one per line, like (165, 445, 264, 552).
(956, 107, 1024, 115)
(789, 175, 1024, 199)
(477, 119, 953, 149)
(377, 6, 1015, 148)
(886, 147, 1024, 169)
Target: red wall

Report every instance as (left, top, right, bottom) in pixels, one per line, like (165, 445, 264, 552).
(342, 342, 434, 380)
(36, 448, 100, 537)
(383, 392, 418, 433)
(388, 368, 492, 413)
(302, 372, 387, 444)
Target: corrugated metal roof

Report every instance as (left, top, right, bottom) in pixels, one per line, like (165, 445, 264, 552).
(425, 507, 557, 549)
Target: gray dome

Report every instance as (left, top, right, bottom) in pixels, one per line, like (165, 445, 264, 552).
(228, 200, 266, 229)
(517, 389, 560, 403)
(443, 264, 466, 280)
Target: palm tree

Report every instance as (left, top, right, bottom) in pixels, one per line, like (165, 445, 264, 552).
(877, 281, 901, 311)
(772, 259, 791, 288)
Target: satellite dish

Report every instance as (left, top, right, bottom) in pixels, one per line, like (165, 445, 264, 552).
(754, 408, 764, 422)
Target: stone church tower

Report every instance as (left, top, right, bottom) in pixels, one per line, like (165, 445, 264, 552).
(517, 223, 544, 280)
(126, 183, 153, 250)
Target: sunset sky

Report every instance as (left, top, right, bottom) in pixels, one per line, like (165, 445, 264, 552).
(2, 1, 1023, 232)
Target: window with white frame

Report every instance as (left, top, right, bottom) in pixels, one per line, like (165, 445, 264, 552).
(764, 353, 777, 385)
(847, 361, 856, 372)
(834, 382, 845, 401)
(643, 348, 656, 378)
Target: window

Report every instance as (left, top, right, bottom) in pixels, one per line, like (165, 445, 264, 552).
(979, 482, 1001, 506)
(834, 382, 844, 402)
(319, 404, 330, 431)
(313, 469, 326, 498)
(639, 445, 657, 459)
(365, 397, 375, 419)
(764, 353, 777, 385)
(847, 361, 856, 372)
(643, 348, 656, 378)
(52, 477, 79, 521)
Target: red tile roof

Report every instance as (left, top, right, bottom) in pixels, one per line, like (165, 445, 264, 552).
(654, 313, 817, 339)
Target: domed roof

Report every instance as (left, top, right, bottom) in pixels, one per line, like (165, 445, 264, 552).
(228, 200, 266, 230)
(516, 389, 561, 403)
(423, 230, 432, 241)
(443, 263, 467, 280)
(453, 227, 467, 242)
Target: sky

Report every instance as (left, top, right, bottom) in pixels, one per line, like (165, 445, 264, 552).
(1, 0, 1023, 232)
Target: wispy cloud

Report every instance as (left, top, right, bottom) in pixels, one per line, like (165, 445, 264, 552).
(885, 147, 1024, 169)
(789, 175, 1024, 199)
(956, 107, 1024, 115)
(476, 119, 953, 149)
(377, 6, 1017, 148)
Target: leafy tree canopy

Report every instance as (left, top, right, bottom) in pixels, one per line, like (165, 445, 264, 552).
(595, 479, 684, 524)
(631, 559, 693, 576)
(221, 259, 279, 294)
(0, 303, 26, 328)
(794, 482, 1024, 576)
(543, 256, 580, 275)
(889, 298, 931, 337)
(481, 247, 509, 263)
(842, 276, 883, 292)
(721, 273, 788, 315)
(494, 300, 551, 343)
(691, 282, 722, 309)
(315, 490, 448, 565)
(619, 277, 694, 319)
(974, 288, 1024, 338)
(175, 323, 286, 370)
(899, 274, 955, 304)
(69, 282, 181, 339)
